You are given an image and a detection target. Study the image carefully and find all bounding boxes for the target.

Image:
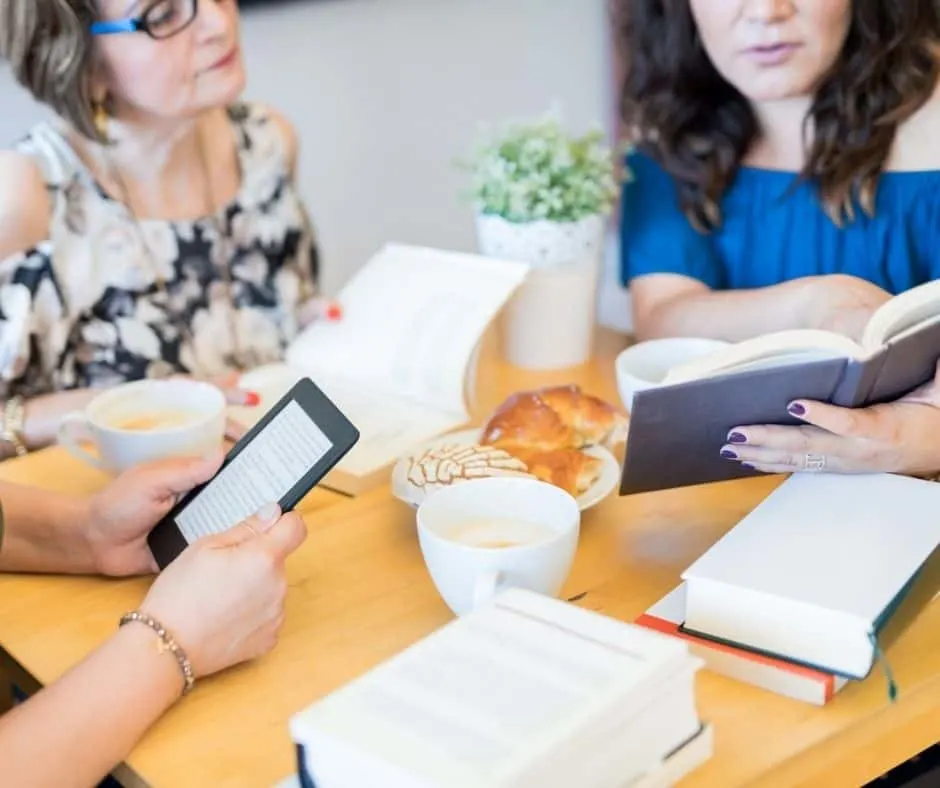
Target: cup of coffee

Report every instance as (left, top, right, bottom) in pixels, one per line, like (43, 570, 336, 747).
(57, 379, 226, 473)
(416, 476, 580, 616)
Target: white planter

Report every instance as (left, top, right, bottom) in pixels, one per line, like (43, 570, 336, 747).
(475, 213, 604, 370)
(475, 214, 605, 268)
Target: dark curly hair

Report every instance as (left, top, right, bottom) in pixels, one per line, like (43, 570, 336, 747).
(615, 0, 940, 231)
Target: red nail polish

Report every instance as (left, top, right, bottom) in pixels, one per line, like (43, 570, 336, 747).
(326, 303, 343, 321)
(244, 391, 261, 407)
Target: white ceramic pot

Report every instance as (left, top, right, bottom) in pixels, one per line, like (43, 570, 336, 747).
(475, 213, 605, 370)
(475, 213, 605, 268)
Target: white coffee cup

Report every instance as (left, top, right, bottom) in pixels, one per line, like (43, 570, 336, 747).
(417, 477, 580, 616)
(57, 379, 226, 474)
(615, 337, 730, 410)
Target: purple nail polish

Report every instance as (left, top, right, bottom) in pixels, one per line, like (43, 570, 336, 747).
(720, 448, 738, 459)
(728, 431, 747, 444)
(788, 402, 806, 417)
(741, 462, 755, 469)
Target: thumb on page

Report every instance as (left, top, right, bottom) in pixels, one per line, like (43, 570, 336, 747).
(213, 503, 282, 548)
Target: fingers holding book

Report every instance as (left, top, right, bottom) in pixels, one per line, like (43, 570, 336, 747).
(721, 395, 940, 478)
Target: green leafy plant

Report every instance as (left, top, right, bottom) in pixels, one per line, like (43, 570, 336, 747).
(462, 116, 624, 224)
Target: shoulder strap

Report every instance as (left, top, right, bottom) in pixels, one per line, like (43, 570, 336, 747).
(14, 123, 82, 189)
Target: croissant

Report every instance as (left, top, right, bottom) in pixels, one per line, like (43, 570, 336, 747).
(502, 445, 604, 497)
(532, 384, 628, 447)
(479, 391, 576, 452)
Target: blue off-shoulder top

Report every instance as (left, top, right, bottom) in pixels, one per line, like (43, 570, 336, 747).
(619, 151, 940, 294)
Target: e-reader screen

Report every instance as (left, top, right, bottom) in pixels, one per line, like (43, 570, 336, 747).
(148, 378, 359, 568)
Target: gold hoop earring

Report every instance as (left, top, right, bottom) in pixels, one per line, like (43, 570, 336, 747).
(93, 101, 109, 141)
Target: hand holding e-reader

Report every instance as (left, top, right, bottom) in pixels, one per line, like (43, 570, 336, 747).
(147, 378, 359, 569)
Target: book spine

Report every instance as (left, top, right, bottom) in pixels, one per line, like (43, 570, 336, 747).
(831, 355, 883, 408)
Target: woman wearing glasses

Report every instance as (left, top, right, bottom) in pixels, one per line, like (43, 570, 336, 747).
(0, 0, 322, 456)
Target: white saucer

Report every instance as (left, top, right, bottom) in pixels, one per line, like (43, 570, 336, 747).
(391, 428, 620, 512)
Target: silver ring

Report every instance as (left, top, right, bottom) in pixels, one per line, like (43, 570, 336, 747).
(803, 453, 827, 472)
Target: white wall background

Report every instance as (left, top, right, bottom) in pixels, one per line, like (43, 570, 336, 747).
(0, 0, 631, 329)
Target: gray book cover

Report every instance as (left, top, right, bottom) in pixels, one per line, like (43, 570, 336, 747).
(619, 321, 940, 496)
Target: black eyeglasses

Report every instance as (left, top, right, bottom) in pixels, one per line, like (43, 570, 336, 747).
(91, 0, 198, 40)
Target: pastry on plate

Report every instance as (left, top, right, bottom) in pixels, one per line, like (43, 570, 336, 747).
(501, 445, 604, 498)
(534, 384, 628, 447)
(481, 385, 627, 452)
(402, 443, 533, 500)
(480, 391, 576, 452)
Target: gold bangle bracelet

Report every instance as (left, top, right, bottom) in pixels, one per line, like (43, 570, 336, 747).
(119, 611, 195, 695)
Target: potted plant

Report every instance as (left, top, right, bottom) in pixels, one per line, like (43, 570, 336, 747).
(465, 116, 621, 267)
(462, 116, 624, 369)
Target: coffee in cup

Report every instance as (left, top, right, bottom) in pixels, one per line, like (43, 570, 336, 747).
(417, 477, 580, 615)
(445, 517, 558, 550)
(57, 379, 226, 473)
(104, 410, 206, 432)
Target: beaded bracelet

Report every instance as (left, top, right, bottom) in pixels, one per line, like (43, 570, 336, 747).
(120, 611, 195, 695)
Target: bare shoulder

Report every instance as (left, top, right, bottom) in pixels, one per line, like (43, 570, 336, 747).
(255, 103, 299, 177)
(889, 78, 940, 171)
(0, 151, 50, 260)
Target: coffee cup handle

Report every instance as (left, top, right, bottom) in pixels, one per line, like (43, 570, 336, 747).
(58, 412, 106, 470)
(473, 568, 506, 609)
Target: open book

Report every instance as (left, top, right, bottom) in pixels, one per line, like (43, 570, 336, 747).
(664, 278, 940, 386)
(621, 278, 940, 494)
(228, 244, 529, 495)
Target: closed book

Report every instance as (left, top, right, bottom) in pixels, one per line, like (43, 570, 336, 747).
(290, 588, 705, 788)
(619, 278, 940, 494)
(679, 473, 940, 680)
(636, 584, 847, 705)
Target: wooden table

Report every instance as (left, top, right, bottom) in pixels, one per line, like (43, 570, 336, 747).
(0, 330, 937, 788)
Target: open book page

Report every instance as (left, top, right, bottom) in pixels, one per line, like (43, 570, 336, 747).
(229, 365, 468, 478)
(861, 278, 940, 350)
(285, 244, 529, 417)
(291, 590, 696, 788)
(662, 329, 863, 386)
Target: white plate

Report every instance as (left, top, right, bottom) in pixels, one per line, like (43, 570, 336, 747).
(391, 428, 620, 512)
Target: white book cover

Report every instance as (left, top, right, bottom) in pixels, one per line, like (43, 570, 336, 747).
(290, 589, 703, 788)
(681, 473, 940, 677)
(229, 244, 530, 494)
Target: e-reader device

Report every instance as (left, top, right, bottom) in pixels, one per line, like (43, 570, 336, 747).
(147, 377, 359, 569)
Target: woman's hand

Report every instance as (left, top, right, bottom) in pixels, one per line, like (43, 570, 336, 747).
(801, 274, 893, 341)
(85, 452, 225, 576)
(138, 503, 307, 678)
(720, 364, 940, 476)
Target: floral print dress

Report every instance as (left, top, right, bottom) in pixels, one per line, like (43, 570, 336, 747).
(0, 102, 319, 398)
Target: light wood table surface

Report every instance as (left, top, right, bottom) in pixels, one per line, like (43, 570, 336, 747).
(0, 329, 937, 788)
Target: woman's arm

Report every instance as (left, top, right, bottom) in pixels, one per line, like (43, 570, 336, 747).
(0, 151, 49, 261)
(0, 623, 182, 788)
(0, 482, 95, 573)
(631, 272, 894, 342)
(0, 495, 308, 788)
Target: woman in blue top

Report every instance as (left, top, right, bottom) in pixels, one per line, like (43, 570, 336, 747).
(615, 0, 940, 478)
